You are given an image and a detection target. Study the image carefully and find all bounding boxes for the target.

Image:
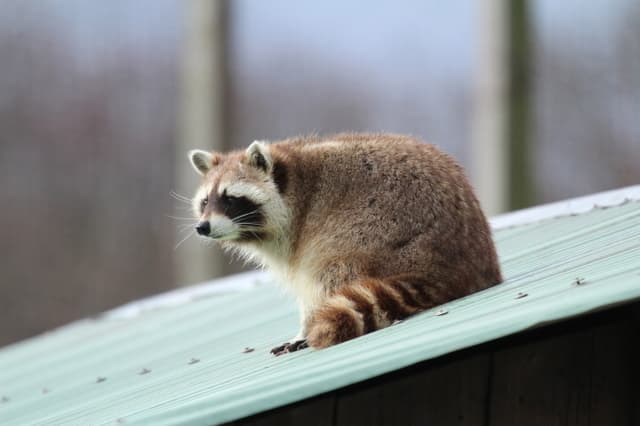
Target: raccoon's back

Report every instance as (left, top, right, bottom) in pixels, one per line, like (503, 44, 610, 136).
(273, 133, 501, 287)
(279, 134, 482, 240)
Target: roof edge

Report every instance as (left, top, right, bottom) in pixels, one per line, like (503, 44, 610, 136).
(104, 270, 271, 320)
(490, 185, 640, 230)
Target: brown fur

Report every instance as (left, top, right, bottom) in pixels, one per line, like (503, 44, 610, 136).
(190, 133, 502, 351)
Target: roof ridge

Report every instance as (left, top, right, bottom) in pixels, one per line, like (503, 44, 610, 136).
(490, 185, 640, 230)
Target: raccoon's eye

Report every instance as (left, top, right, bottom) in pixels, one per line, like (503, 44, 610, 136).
(200, 197, 208, 212)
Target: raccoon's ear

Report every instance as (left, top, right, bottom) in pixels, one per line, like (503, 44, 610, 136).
(188, 149, 217, 176)
(245, 141, 272, 173)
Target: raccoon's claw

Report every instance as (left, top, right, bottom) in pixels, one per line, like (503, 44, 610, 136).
(270, 339, 309, 356)
(270, 343, 288, 356)
(289, 339, 309, 351)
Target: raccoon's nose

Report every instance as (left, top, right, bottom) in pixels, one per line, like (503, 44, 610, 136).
(195, 221, 211, 236)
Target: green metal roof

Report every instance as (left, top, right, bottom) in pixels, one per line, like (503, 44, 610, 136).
(1, 189, 640, 425)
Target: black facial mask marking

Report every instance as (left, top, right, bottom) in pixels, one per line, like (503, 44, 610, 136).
(272, 160, 288, 193)
(212, 190, 264, 227)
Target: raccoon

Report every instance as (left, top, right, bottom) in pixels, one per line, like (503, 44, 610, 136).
(188, 133, 502, 355)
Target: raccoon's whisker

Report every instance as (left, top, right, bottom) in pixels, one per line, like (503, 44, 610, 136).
(170, 195, 191, 205)
(166, 214, 198, 221)
(174, 230, 195, 250)
(170, 190, 192, 201)
(233, 223, 262, 229)
(231, 209, 260, 222)
(170, 191, 193, 204)
(178, 223, 195, 232)
(243, 230, 264, 243)
(232, 220, 260, 225)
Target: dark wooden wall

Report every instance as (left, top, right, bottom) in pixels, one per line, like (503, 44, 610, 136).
(227, 303, 640, 426)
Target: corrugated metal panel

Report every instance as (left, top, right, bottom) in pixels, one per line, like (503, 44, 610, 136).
(1, 200, 639, 426)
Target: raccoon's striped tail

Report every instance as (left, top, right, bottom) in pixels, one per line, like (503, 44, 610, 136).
(306, 274, 453, 349)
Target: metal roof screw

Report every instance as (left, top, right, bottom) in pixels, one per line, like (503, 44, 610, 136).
(138, 368, 151, 375)
(1, 396, 9, 403)
(96, 377, 107, 384)
(515, 292, 528, 299)
(572, 277, 586, 287)
(41, 388, 50, 394)
(116, 418, 126, 424)
(188, 358, 200, 365)
(242, 347, 255, 353)
(435, 308, 448, 316)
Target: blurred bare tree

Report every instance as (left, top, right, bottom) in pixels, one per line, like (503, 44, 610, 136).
(0, 1, 181, 345)
(535, 0, 640, 202)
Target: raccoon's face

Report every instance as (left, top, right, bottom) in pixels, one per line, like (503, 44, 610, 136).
(188, 141, 287, 243)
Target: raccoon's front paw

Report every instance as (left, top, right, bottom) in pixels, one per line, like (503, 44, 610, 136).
(270, 339, 309, 356)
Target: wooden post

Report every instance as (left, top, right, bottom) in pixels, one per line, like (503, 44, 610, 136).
(506, 0, 534, 210)
(472, 0, 534, 215)
(175, 0, 228, 286)
(471, 0, 508, 216)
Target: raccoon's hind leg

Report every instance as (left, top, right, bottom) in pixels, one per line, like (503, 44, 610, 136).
(306, 275, 450, 349)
